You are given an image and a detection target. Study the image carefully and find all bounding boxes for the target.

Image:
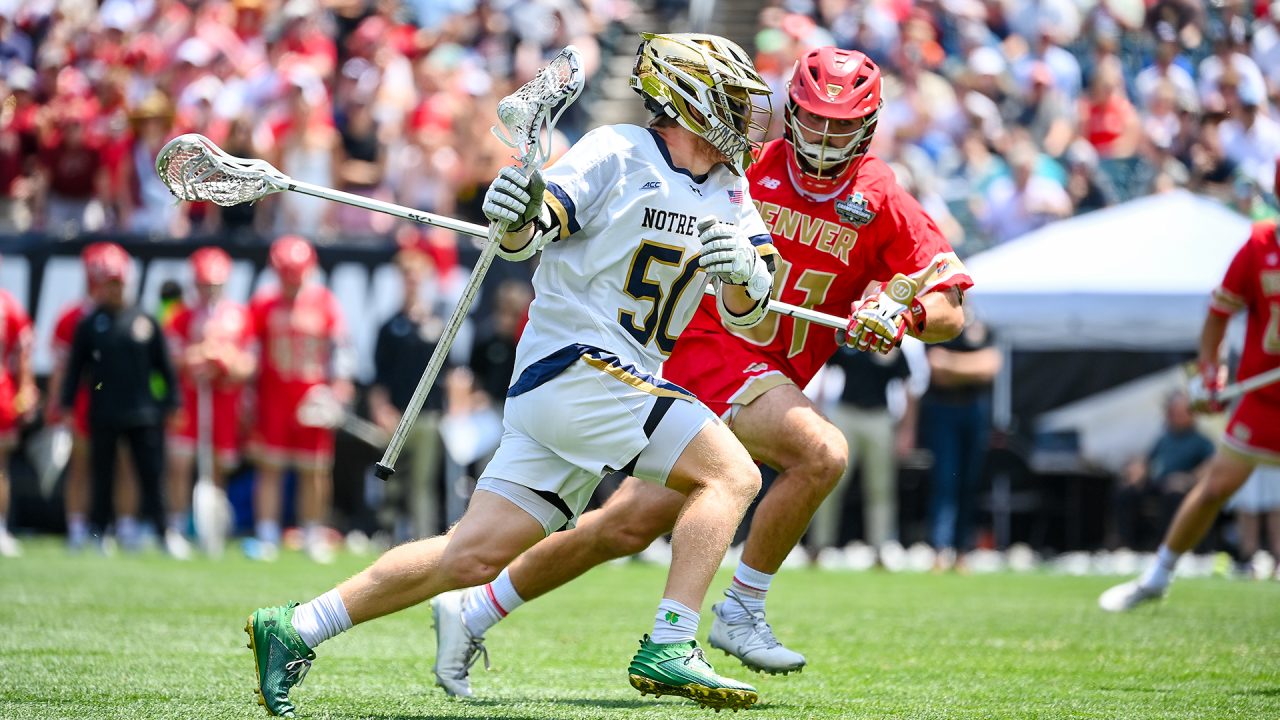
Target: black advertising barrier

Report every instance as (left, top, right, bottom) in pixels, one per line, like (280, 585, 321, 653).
(0, 233, 490, 321)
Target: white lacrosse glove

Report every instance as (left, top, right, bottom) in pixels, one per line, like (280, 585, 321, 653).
(697, 216, 771, 301)
(482, 165, 548, 231)
(843, 278, 925, 355)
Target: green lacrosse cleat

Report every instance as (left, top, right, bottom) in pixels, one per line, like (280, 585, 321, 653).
(628, 634, 759, 711)
(244, 603, 316, 717)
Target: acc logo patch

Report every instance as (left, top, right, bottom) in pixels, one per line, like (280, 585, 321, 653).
(835, 192, 875, 227)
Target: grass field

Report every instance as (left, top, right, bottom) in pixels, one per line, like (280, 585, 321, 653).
(2, 540, 1279, 720)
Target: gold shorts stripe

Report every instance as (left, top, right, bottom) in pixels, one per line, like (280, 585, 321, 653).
(1221, 433, 1280, 466)
(581, 355, 691, 400)
(727, 371, 795, 409)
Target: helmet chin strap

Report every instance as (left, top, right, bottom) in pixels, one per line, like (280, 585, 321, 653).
(784, 156, 856, 203)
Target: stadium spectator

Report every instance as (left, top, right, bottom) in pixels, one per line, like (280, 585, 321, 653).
(976, 141, 1072, 242)
(1113, 392, 1214, 550)
(1136, 22, 1199, 113)
(920, 316, 1001, 572)
(1218, 79, 1280, 194)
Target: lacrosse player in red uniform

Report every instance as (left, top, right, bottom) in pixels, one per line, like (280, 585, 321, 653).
(1101, 178, 1280, 611)
(432, 47, 972, 691)
(0, 264, 35, 557)
(163, 247, 255, 558)
(245, 236, 354, 563)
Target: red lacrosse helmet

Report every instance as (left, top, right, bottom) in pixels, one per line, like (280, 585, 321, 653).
(84, 242, 131, 285)
(191, 246, 233, 286)
(784, 47, 882, 196)
(270, 235, 316, 286)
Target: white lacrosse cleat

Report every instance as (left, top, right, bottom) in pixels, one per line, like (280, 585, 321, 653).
(431, 590, 489, 698)
(306, 540, 335, 565)
(708, 590, 806, 675)
(164, 528, 193, 561)
(1099, 578, 1167, 612)
(0, 530, 22, 557)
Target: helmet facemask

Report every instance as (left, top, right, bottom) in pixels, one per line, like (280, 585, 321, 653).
(632, 33, 773, 172)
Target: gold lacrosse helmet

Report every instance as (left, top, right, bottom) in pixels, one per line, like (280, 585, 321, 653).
(630, 32, 773, 172)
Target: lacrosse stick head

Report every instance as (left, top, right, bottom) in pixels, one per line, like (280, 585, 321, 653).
(492, 46, 587, 170)
(156, 133, 289, 206)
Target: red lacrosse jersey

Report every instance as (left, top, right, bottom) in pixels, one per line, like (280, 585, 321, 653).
(51, 299, 94, 428)
(248, 283, 350, 396)
(676, 139, 973, 389)
(0, 288, 32, 378)
(1210, 221, 1280, 405)
(165, 298, 253, 393)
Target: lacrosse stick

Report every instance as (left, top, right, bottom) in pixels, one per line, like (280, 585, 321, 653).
(191, 380, 231, 558)
(156, 137, 488, 237)
(1220, 366, 1280, 403)
(374, 46, 586, 479)
(702, 274, 920, 341)
(296, 384, 390, 449)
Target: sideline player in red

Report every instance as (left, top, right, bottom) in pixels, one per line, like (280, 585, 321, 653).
(0, 259, 36, 557)
(48, 243, 139, 552)
(163, 247, 255, 559)
(1100, 172, 1280, 611)
(430, 47, 973, 695)
(245, 236, 354, 563)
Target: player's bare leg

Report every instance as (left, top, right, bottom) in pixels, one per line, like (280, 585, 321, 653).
(1101, 451, 1256, 611)
(164, 451, 197, 559)
(298, 466, 334, 563)
(0, 447, 19, 557)
(468, 385, 840, 675)
(703, 384, 845, 673)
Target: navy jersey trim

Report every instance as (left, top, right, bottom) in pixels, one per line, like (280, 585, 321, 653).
(646, 129, 710, 184)
(544, 181, 581, 236)
(508, 344, 696, 400)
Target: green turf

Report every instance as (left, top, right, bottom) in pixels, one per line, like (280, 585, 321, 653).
(2, 540, 1278, 719)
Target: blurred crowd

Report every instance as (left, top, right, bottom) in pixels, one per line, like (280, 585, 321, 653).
(750, 0, 1280, 250)
(0, 0, 616, 241)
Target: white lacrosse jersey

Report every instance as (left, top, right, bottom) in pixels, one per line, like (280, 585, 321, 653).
(509, 124, 776, 393)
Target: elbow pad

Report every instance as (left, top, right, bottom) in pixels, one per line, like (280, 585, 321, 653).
(496, 204, 559, 262)
(715, 277, 772, 330)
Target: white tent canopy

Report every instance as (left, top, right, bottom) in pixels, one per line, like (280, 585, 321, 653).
(963, 190, 1252, 351)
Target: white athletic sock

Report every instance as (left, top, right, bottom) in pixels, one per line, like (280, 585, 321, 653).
(722, 561, 773, 621)
(255, 519, 281, 546)
(1141, 545, 1181, 590)
(292, 589, 352, 650)
(462, 568, 525, 637)
(0, 516, 7, 535)
(651, 599, 699, 645)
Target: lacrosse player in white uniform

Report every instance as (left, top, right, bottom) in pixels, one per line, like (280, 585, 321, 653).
(243, 33, 778, 715)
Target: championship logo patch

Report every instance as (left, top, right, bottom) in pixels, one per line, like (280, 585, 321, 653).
(1232, 423, 1253, 442)
(835, 192, 875, 227)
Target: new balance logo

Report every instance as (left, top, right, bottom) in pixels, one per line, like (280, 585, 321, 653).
(758, 176, 781, 189)
(641, 181, 662, 190)
(688, 184, 702, 196)
(744, 362, 767, 373)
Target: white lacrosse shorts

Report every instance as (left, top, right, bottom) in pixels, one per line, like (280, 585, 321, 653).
(476, 350, 717, 535)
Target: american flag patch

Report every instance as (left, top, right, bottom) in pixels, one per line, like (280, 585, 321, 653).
(727, 190, 745, 204)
